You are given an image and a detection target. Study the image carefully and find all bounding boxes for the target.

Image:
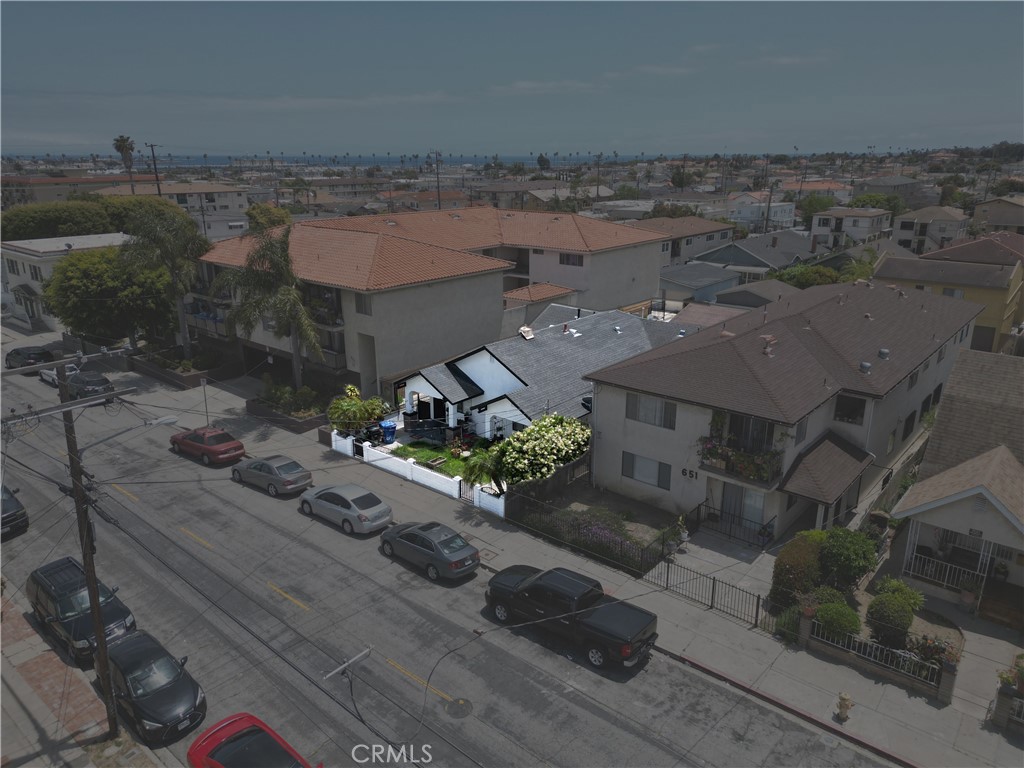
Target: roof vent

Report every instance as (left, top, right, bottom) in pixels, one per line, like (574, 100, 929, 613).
(720, 330, 735, 338)
(859, 361, 872, 374)
(384, 219, 397, 226)
(677, 329, 687, 337)
(519, 326, 534, 340)
(878, 348, 890, 360)
(570, 329, 581, 338)
(864, 313, 873, 320)
(613, 326, 622, 334)
(563, 323, 569, 334)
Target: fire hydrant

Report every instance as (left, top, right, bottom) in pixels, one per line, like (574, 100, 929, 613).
(836, 692, 854, 723)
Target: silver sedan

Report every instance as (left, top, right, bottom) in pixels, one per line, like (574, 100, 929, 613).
(232, 455, 313, 497)
(299, 484, 393, 534)
(380, 521, 480, 581)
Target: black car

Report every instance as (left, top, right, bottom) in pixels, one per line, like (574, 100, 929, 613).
(25, 557, 136, 662)
(1, 483, 29, 539)
(107, 631, 207, 745)
(5, 346, 54, 372)
(67, 371, 115, 400)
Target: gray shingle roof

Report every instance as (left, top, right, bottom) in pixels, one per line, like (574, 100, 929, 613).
(660, 262, 737, 289)
(874, 257, 1018, 289)
(698, 231, 817, 270)
(779, 431, 873, 505)
(715, 279, 802, 308)
(924, 233, 1024, 267)
(585, 282, 984, 424)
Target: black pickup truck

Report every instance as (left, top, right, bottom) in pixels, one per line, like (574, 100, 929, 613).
(485, 565, 658, 669)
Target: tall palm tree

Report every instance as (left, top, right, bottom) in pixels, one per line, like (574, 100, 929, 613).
(113, 135, 136, 194)
(212, 227, 322, 389)
(121, 209, 210, 359)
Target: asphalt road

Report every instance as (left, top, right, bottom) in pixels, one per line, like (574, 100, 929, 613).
(1, 371, 896, 768)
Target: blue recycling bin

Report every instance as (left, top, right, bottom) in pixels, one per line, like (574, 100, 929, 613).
(379, 420, 397, 443)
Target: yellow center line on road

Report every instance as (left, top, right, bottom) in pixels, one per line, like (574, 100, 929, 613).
(385, 657, 453, 702)
(267, 581, 311, 612)
(111, 484, 138, 502)
(179, 527, 214, 550)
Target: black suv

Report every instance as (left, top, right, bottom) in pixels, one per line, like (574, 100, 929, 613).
(67, 371, 115, 401)
(1, 484, 29, 539)
(25, 557, 136, 662)
(5, 346, 54, 371)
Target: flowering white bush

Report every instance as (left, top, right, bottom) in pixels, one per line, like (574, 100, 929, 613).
(499, 413, 591, 485)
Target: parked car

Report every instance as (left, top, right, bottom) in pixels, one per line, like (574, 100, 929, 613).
(25, 557, 136, 662)
(107, 630, 207, 745)
(299, 483, 392, 534)
(67, 370, 115, 401)
(485, 566, 658, 669)
(232, 455, 312, 497)
(39, 362, 81, 387)
(380, 521, 479, 581)
(187, 712, 320, 768)
(5, 346, 55, 371)
(1, 483, 29, 539)
(170, 427, 245, 466)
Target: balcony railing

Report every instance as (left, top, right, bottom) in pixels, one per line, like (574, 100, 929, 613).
(699, 437, 783, 484)
(186, 313, 230, 338)
(310, 306, 344, 329)
(904, 553, 982, 594)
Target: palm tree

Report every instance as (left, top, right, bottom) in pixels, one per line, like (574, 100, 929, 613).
(462, 443, 507, 495)
(120, 209, 210, 359)
(212, 227, 322, 390)
(113, 135, 136, 194)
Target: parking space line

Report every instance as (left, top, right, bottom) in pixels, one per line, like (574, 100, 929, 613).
(180, 526, 214, 550)
(385, 657, 453, 702)
(111, 483, 138, 502)
(267, 581, 311, 611)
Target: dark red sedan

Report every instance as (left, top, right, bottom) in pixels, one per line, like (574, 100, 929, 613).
(187, 712, 320, 768)
(170, 427, 245, 466)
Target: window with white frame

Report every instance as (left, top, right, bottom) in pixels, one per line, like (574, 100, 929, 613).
(625, 392, 676, 429)
(6, 258, 20, 276)
(817, 217, 831, 227)
(685, 237, 693, 246)
(29, 265, 43, 281)
(355, 293, 372, 316)
(661, 242, 670, 253)
(621, 451, 671, 490)
(719, 231, 729, 239)
(942, 287, 964, 298)
(706, 234, 715, 242)
(559, 252, 583, 267)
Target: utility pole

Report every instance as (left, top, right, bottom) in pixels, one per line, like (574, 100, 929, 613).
(431, 149, 442, 211)
(763, 180, 778, 234)
(146, 143, 162, 196)
(56, 363, 119, 738)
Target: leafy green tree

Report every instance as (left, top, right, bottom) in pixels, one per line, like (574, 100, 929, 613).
(797, 193, 834, 228)
(670, 168, 696, 189)
(850, 193, 907, 218)
(212, 227, 322, 389)
(642, 202, 697, 219)
(875, 576, 925, 611)
(866, 592, 914, 646)
(768, 530, 826, 608)
(819, 528, 877, 589)
(327, 385, 390, 433)
(120, 208, 211, 359)
(0, 201, 112, 240)
(990, 178, 1024, 197)
(113, 135, 136, 194)
(462, 444, 508, 495)
(612, 185, 640, 200)
(536, 153, 551, 170)
(246, 203, 291, 233)
(499, 414, 591, 486)
(100, 195, 190, 233)
(43, 246, 172, 347)
(774, 264, 839, 289)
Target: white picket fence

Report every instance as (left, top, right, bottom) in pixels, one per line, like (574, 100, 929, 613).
(328, 431, 506, 517)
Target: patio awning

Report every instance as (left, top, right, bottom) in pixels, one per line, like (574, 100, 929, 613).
(12, 283, 38, 297)
(778, 431, 874, 506)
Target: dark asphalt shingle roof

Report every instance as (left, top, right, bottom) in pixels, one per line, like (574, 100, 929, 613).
(715, 279, 802, 308)
(779, 431, 874, 505)
(698, 230, 817, 270)
(660, 262, 738, 290)
(924, 233, 1024, 267)
(874, 257, 1018, 289)
(585, 282, 984, 424)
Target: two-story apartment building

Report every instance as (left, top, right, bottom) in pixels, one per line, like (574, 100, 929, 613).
(853, 175, 923, 204)
(727, 191, 796, 232)
(973, 194, 1024, 235)
(1, 233, 131, 331)
(810, 207, 892, 250)
(628, 217, 733, 266)
(584, 283, 982, 540)
(892, 206, 969, 254)
(1, 174, 158, 209)
(779, 179, 852, 204)
(95, 182, 250, 241)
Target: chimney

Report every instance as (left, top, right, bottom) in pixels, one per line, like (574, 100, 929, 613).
(563, 323, 569, 334)
(771, 236, 778, 248)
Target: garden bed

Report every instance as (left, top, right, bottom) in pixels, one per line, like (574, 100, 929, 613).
(245, 398, 327, 434)
(390, 440, 489, 478)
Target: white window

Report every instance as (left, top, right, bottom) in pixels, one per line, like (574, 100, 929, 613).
(706, 234, 715, 242)
(685, 237, 694, 246)
(626, 392, 676, 429)
(661, 242, 670, 253)
(559, 252, 583, 267)
(942, 287, 964, 299)
(6, 259, 20, 276)
(621, 451, 671, 490)
(908, 369, 919, 390)
(30, 265, 43, 281)
(719, 231, 729, 239)
(818, 217, 831, 227)
(228, 223, 245, 230)
(355, 293, 372, 316)
(938, 343, 946, 362)
(887, 429, 896, 456)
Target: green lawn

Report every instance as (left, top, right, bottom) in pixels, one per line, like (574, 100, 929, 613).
(391, 440, 488, 479)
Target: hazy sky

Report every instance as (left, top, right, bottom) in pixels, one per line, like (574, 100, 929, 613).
(2, 1, 1022, 159)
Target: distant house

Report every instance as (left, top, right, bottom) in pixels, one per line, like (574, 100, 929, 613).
(628, 216, 733, 265)
(713, 279, 802, 309)
(501, 282, 578, 335)
(1, 174, 158, 209)
(814, 237, 918, 273)
(810, 207, 892, 250)
(398, 307, 685, 441)
(658, 262, 740, 310)
(584, 283, 983, 538)
(932, 232, 1024, 267)
(853, 175, 923, 203)
(95, 182, 250, 241)
(779, 179, 853, 204)
(1, 232, 131, 331)
(892, 206, 969, 254)
(972, 194, 1024, 235)
(727, 191, 796, 232)
(383, 189, 471, 212)
(696, 230, 819, 283)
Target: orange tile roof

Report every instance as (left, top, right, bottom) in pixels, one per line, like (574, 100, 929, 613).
(203, 225, 513, 291)
(503, 282, 576, 302)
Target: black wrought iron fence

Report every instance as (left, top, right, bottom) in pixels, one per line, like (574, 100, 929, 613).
(697, 503, 775, 549)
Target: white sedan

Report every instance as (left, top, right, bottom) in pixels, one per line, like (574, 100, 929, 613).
(299, 484, 393, 534)
(39, 362, 80, 387)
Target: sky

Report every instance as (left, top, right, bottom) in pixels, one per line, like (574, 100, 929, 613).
(2, 1, 1022, 160)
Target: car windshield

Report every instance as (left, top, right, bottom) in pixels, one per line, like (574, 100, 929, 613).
(351, 492, 382, 510)
(56, 584, 115, 619)
(438, 534, 470, 555)
(126, 654, 181, 697)
(209, 726, 302, 768)
(274, 461, 304, 474)
(1, 486, 13, 502)
(207, 433, 236, 445)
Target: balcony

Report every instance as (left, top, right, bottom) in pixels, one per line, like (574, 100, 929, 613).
(699, 436, 783, 484)
(186, 313, 230, 339)
(311, 347, 347, 371)
(310, 305, 344, 330)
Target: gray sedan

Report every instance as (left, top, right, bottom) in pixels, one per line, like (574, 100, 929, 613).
(299, 483, 393, 534)
(381, 521, 480, 581)
(231, 455, 312, 497)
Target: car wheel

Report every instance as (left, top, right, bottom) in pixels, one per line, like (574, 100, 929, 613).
(201, 453, 212, 466)
(493, 602, 511, 623)
(426, 564, 440, 581)
(231, 469, 242, 483)
(171, 442, 180, 454)
(301, 500, 313, 516)
(341, 519, 354, 535)
(381, 540, 395, 557)
(266, 483, 279, 497)
(586, 646, 608, 669)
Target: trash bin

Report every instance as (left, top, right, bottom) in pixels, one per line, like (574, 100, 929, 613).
(379, 420, 397, 444)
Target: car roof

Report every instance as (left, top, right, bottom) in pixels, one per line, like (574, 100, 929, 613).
(107, 630, 169, 667)
(14, 346, 47, 353)
(33, 557, 87, 595)
(77, 370, 108, 379)
(413, 521, 458, 541)
(330, 483, 374, 496)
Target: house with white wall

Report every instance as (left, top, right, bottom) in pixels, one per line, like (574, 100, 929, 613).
(628, 217, 733, 266)
(810, 207, 892, 250)
(892, 206, 969, 254)
(727, 191, 795, 232)
(583, 282, 982, 542)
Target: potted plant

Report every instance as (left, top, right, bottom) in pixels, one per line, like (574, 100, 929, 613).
(799, 593, 819, 618)
(958, 575, 982, 606)
(993, 560, 1009, 582)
